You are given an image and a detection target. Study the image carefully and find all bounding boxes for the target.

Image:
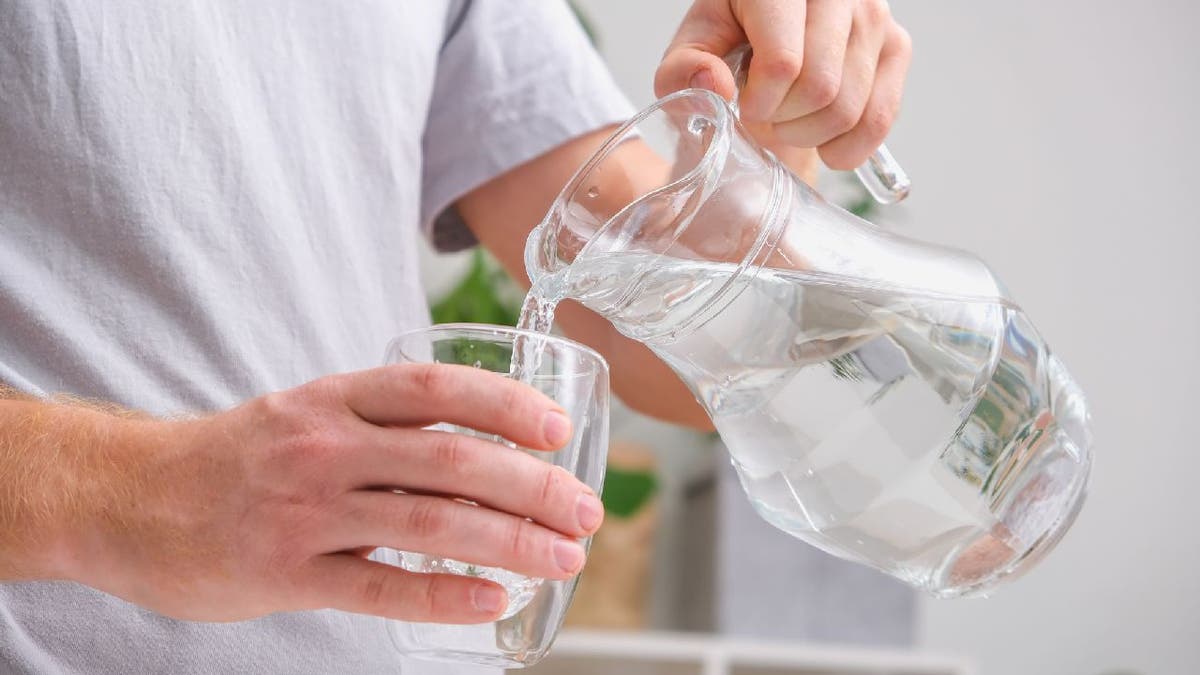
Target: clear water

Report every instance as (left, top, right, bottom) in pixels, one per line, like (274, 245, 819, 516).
(397, 548, 542, 620)
(524, 253, 1090, 596)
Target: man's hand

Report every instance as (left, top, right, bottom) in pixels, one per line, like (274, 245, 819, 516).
(1, 365, 603, 624)
(656, 0, 912, 170)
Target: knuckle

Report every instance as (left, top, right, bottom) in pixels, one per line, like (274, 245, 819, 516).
(538, 465, 568, 507)
(404, 499, 449, 540)
(419, 576, 446, 617)
(359, 567, 392, 610)
(256, 382, 343, 448)
(506, 518, 537, 560)
(255, 392, 310, 440)
(280, 377, 345, 424)
(414, 363, 454, 400)
(257, 390, 291, 420)
(827, 100, 863, 135)
(273, 425, 342, 479)
(800, 69, 841, 110)
(859, 0, 892, 23)
(861, 106, 894, 142)
(304, 375, 346, 406)
(760, 47, 804, 83)
(432, 433, 476, 478)
(825, 107, 864, 136)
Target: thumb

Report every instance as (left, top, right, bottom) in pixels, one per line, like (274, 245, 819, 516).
(655, 45, 739, 102)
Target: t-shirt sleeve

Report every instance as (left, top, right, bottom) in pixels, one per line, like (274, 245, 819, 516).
(421, 0, 636, 252)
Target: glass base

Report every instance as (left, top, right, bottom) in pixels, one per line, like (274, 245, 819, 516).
(394, 647, 539, 669)
(387, 621, 553, 670)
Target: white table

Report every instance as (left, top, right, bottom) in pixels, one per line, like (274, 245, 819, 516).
(520, 630, 976, 675)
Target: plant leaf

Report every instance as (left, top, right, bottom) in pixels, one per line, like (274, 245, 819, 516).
(601, 467, 659, 518)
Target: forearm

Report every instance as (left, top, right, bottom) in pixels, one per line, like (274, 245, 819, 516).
(0, 389, 151, 582)
(548, 301, 712, 429)
(458, 128, 712, 429)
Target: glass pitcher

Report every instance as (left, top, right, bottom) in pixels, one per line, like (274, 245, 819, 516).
(521, 61, 1092, 598)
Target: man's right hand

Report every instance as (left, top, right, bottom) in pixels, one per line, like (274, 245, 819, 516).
(0, 364, 604, 624)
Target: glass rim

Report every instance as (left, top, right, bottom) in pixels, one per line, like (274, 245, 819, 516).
(387, 322, 609, 375)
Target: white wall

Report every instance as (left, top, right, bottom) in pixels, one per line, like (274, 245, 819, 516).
(573, 1, 1200, 674)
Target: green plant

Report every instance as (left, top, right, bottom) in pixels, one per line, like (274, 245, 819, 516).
(845, 179, 881, 220)
(433, 338, 513, 373)
(430, 249, 522, 327)
(601, 467, 659, 519)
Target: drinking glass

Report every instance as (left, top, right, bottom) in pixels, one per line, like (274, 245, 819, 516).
(379, 323, 609, 668)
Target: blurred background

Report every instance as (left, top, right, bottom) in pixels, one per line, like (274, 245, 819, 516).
(422, 2, 1200, 674)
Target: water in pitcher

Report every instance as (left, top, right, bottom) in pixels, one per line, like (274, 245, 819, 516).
(522, 252, 1091, 596)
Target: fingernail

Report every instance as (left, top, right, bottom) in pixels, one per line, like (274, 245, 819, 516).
(576, 493, 604, 532)
(689, 68, 716, 91)
(472, 584, 506, 614)
(542, 411, 572, 447)
(553, 539, 586, 574)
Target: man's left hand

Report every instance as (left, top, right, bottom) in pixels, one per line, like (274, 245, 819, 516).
(656, 0, 912, 170)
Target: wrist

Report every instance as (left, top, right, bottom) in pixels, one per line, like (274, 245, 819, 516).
(27, 405, 162, 584)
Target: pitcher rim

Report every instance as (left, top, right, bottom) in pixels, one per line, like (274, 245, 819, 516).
(525, 88, 735, 285)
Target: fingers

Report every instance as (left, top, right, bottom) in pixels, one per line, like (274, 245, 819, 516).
(767, 0, 853, 122)
(337, 364, 573, 451)
(300, 554, 509, 624)
(654, 0, 743, 100)
(818, 24, 911, 169)
(328, 492, 588, 581)
(772, 6, 887, 149)
(347, 427, 603, 538)
(655, 45, 740, 101)
(713, 0, 908, 168)
(734, 0, 810, 122)
(656, 0, 909, 172)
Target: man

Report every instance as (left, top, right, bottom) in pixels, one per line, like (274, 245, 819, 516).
(0, 0, 910, 672)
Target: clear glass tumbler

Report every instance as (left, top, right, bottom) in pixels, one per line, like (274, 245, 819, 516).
(379, 323, 609, 668)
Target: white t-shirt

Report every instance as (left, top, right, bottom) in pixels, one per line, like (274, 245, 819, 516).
(0, 1, 632, 672)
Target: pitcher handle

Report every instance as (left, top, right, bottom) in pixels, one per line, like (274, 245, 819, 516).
(722, 44, 910, 204)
